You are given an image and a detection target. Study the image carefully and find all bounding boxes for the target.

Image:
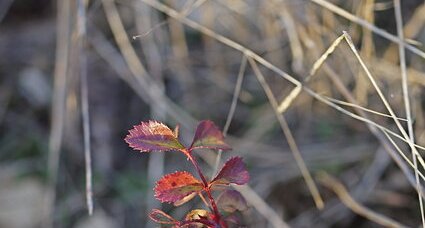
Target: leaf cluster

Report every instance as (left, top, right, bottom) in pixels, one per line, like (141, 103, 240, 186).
(125, 120, 250, 227)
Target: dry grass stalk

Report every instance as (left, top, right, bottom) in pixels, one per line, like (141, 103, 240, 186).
(310, 0, 425, 59)
(318, 172, 408, 228)
(76, 0, 93, 216)
(248, 57, 324, 209)
(214, 55, 247, 174)
(45, 0, 71, 226)
(394, 0, 424, 225)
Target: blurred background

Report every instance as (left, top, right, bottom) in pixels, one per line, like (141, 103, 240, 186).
(1, 0, 425, 227)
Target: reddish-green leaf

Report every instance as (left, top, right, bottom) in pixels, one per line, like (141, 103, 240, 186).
(149, 209, 178, 225)
(211, 157, 249, 186)
(217, 190, 248, 213)
(190, 120, 231, 151)
(125, 120, 184, 152)
(154, 171, 204, 203)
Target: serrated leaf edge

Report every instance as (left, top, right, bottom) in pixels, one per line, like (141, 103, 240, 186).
(125, 120, 184, 152)
(154, 171, 204, 203)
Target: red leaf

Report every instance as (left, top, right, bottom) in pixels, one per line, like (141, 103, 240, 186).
(149, 209, 178, 225)
(217, 190, 248, 213)
(125, 120, 184, 152)
(154, 171, 204, 203)
(211, 157, 249, 186)
(190, 120, 231, 151)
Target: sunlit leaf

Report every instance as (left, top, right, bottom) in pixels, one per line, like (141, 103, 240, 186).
(125, 120, 184, 152)
(185, 209, 210, 221)
(217, 190, 248, 213)
(211, 157, 249, 186)
(154, 171, 204, 203)
(181, 209, 214, 228)
(190, 120, 231, 151)
(149, 209, 178, 225)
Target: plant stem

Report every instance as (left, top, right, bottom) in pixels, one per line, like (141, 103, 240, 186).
(183, 149, 223, 227)
(186, 150, 209, 185)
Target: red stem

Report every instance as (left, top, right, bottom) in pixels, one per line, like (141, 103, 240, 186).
(182, 148, 224, 227)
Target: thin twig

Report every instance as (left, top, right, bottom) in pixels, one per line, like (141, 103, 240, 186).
(131, 0, 207, 40)
(394, 0, 424, 225)
(45, 0, 71, 226)
(310, 0, 425, 59)
(223, 55, 247, 136)
(342, 31, 425, 181)
(383, 131, 425, 182)
(132, 21, 168, 40)
(77, 0, 93, 215)
(318, 172, 408, 228)
(323, 96, 407, 121)
(295, 28, 425, 194)
(303, 82, 425, 158)
(214, 54, 247, 174)
(248, 57, 324, 210)
(308, 80, 425, 192)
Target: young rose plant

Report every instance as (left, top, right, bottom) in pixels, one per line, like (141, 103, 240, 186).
(125, 120, 250, 228)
